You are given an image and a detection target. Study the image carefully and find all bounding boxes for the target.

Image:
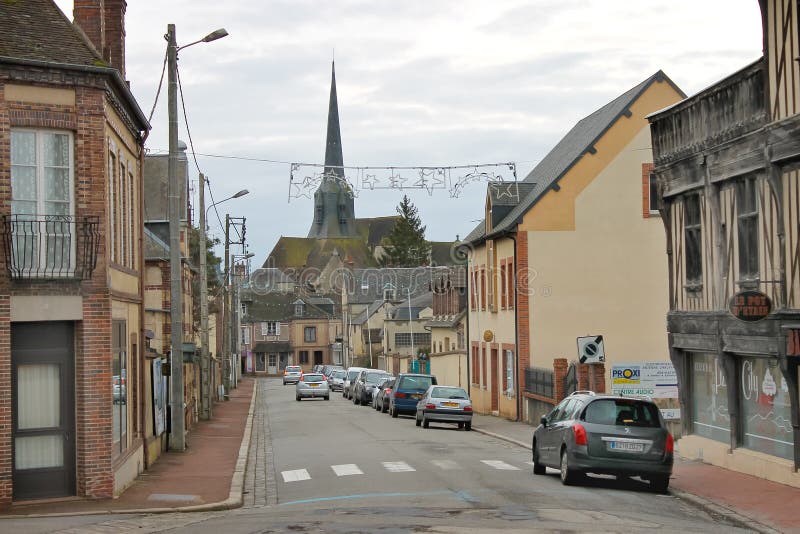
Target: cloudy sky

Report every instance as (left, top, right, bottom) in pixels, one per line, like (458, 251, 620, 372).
(54, 0, 762, 263)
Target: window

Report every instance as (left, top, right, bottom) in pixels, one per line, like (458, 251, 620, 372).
(304, 326, 316, 342)
(504, 349, 514, 392)
(295, 302, 304, 316)
(395, 332, 412, 347)
(481, 346, 487, 387)
(241, 326, 250, 346)
(299, 351, 309, 364)
(500, 260, 507, 309)
(262, 321, 279, 336)
(480, 267, 486, 310)
(690, 353, 729, 444)
(505, 261, 514, 309)
(740, 356, 793, 460)
(413, 332, 431, 346)
(470, 269, 477, 310)
(240, 302, 247, 316)
(684, 194, 703, 286)
(10, 129, 75, 274)
(112, 320, 128, 457)
(471, 346, 479, 385)
(649, 172, 659, 213)
(108, 149, 116, 263)
(737, 178, 759, 279)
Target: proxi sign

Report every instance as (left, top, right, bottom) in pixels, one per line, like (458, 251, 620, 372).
(729, 290, 771, 322)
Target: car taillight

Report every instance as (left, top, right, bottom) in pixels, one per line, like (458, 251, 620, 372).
(385, 388, 392, 394)
(665, 432, 674, 455)
(425, 403, 436, 410)
(464, 405, 472, 412)
(573, 424, 587, 446)
(394, 392, 407, 398)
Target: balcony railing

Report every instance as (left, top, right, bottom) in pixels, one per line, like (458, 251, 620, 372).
(650, 60, 767, 166)
(525, 367, 554, 399)
(1, 214, 99, 280)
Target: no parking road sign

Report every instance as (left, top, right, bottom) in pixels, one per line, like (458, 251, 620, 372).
(577, 335, 605, 364)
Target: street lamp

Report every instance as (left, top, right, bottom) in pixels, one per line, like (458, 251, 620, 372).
(167, 24, 228, 451)
(198, 186, 247, 421)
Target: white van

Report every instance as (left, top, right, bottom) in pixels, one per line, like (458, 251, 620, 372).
(342, 367, 367, 399)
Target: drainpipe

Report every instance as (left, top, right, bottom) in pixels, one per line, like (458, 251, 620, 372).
(138, 127, 150, 468)
(506, 232, 521, 422)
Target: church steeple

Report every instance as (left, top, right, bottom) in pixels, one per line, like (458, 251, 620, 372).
(308, 61, 357, 239)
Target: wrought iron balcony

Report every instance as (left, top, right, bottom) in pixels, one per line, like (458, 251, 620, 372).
(1, 214, 100, 280)
(650, 60, 767, 166)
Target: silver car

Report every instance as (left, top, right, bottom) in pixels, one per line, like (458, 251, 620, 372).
(415, 385, 472, 430)
(328, 369, 346, 391)
(283, 365, 302, 385)
(296, 373, 330, 401)
(352, 370, 391, 406)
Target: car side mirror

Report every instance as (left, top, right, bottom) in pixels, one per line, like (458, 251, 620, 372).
(540, 415, 548, 426)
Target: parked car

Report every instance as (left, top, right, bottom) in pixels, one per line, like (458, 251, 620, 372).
(296, 373, 330, 401)
(373, 378, 395, 412)
(342, 366, 367, 399)
(328, 369, 346, 391)
(352, 369, 391, 406)
(388, 373, 437, 417)
(283, 365, 303, 385)
(531, 391, 674, 492)
(323, 364, 343, 377)
(415, 385, 472, 430)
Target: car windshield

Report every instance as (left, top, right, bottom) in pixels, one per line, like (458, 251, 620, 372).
(431, 387, 468, 400)
(365, 372, 389, 385)
(398, 376, 434, 391)
(583, 399, 661, 427)
(286, 366, 301, 372)
(303, 374, 324, 382)
(333, 370, 346, 378)
(347, 370, 361, 380)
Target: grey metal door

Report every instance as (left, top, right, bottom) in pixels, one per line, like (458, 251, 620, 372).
(11, 322, 76, 500)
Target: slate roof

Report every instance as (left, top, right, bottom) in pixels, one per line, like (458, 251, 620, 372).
(263, 236, 377, 271)
(465, 71, 684, 245)
(430, 241, 467, 267)
(355, 216, 399, 246)
(347, 266, 457, 305)
(390, 292, 433, 320)
(351, 299, 385, 326)
(425, 309, 466, 329)
(240, 291, 335, 323)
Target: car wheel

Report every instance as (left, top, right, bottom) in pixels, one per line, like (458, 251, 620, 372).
(649, 474, 670, 493)
(560, 449, 581, 486)
(457, 422, 464, 429)
(361, 393, 368, 406)
(382, 402, 388, 413)
(353, 393, 360, 405)
(464, 421, 471, 431)
(296, 395, 301, 402)
(415, 414, 421, 427)
(422, 416, 430, 429)
(391, 404, 399, 418)
(532, 442, 546, 475)
(325, 395, 330, 401)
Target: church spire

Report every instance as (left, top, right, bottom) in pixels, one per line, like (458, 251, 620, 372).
(307, 61, 357, 239)
(324, 61, 344, 179)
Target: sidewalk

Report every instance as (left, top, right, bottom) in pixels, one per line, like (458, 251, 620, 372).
(470, 413, 799, 534)
(0, 377, 256, 518)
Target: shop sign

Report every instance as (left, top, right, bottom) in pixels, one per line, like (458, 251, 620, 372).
(611, 362, 678, 399)
(729, 290, 771, 322)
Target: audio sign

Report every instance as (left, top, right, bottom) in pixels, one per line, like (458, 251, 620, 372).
(729, 290, 771, 322)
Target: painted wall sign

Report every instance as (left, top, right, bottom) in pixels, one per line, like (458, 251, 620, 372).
(729, 290, 771, 322)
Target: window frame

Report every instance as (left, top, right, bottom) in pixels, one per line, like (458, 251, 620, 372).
(736, 177, 759, 281)
(684, 193, 703, 287)
(304, 326, 317, 343)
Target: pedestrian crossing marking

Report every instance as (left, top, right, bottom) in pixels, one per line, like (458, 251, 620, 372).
(431, 459, 460, 470)
(481, 460, 520, 470)
(332, 464, 363, 476)
(382, 461, 416, 472)
(281, 469, 311, 482)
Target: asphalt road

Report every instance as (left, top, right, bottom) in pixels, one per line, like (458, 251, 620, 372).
(7, 378, 753, 533)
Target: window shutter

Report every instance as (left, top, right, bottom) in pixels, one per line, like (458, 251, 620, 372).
(261, 322, 268, 335)
(276, 322, 281, 336)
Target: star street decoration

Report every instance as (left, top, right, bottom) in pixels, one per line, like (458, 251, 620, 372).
(288, 162, 517, 202)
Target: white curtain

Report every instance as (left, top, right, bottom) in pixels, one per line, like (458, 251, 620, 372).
(15, 364, 62, 469)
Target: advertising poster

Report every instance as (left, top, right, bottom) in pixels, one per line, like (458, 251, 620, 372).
(611, 362, 680, 420)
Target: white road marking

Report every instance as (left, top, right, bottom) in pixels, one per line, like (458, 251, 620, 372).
(481, 460, 520, 470)
(431, 459, 460, 470)
(382, 461, 416, 472)
(281, 469, 311, 482)
(332, 463, 363, 476)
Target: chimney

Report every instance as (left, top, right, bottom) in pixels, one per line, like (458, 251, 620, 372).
(73, 0, 127, 78)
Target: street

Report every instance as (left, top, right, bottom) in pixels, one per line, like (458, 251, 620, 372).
(5, 377, 755, 533)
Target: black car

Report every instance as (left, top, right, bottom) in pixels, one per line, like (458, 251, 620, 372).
(531, 391, 673, 492)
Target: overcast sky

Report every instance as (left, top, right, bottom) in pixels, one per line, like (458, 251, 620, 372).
(54, 0, 762, 264)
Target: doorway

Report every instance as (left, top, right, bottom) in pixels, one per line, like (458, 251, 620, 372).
(268, 353, 277, 374)
(313, 350, 323, 366)
(11, 322, 76, 500)
(491, 348, 499, 412)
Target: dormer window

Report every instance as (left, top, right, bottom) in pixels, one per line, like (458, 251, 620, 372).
(382, 283, 396, 301)
(294, 300, 305, 317)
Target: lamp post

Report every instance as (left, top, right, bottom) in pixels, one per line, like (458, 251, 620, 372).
(198, 184, 247, 420)
(230, 252, 254, 387)
(167, 24, 228, 451)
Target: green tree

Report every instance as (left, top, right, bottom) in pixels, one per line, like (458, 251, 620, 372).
(189, 226, 223, 322)
(380, 195, 431, 267)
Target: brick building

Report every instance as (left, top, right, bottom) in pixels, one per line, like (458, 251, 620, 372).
(0, 0, 149, 503)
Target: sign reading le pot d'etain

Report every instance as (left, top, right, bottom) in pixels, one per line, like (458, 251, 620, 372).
(729, 290, 771, 322)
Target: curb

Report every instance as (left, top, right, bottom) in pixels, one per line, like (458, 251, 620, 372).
(473, 424, 780, 534)
(1, 381, 259, 519)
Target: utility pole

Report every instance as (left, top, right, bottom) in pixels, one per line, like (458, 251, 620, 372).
(223, 214, 231, 397)
(167, 24, 185, 451)
(198, 173, 211, 420)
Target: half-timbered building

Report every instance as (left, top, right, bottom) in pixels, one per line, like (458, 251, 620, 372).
(648, 0, 800, 486)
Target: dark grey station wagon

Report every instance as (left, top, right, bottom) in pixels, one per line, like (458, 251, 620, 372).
(531, 391, 674, 492)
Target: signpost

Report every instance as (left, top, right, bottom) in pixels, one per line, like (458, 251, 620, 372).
(729, 290, 771, 322)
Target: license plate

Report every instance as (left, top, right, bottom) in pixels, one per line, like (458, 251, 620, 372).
(412, 394, 422, 399)
(309, 383, 319, 387)
(608, 441, 644, 452)
(442, 402, 459, 407)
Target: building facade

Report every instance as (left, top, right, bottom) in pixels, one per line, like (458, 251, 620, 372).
(648, 1, 800, 486)
(0, 0, 149, 502)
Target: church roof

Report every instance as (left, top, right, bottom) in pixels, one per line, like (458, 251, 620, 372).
(264, 236, 377, 271)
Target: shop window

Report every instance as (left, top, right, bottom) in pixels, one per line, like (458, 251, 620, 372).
(739, 357, 793, 460)
(112, 320, 128, 457)
(690, 353, 729, 444)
